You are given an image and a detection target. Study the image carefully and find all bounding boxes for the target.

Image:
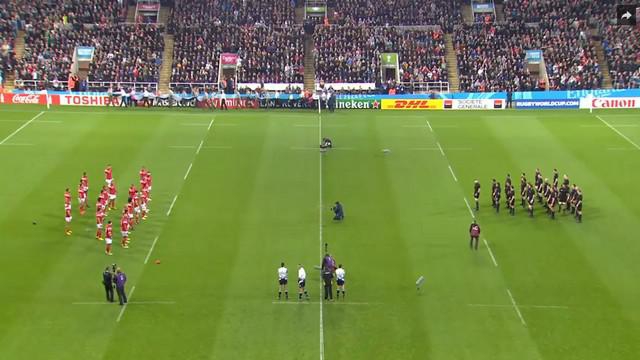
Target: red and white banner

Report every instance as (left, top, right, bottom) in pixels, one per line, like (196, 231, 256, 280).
(137, 3, 160, 11)
(580, 97, 640, 109)
(443, 99, 505, 110)
(59, 94, 120, 106)
(1, 93, 55, 105)
(198, 97, 259, 109)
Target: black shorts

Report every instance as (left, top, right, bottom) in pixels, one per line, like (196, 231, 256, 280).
(279, 279, 287, 286)
(473, 192, 480, 199)
(336, 279, 345, 286)
(298, 279, 306, 288)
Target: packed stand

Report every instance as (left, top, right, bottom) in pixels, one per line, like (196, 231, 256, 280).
(330, 0, 462, 32)
(168, 0, 295, 30)
(600, 25, 640, 89)
(13, 0, 126, 27)
(500, 0, 614, 26)
(0, 3, 17, 86)
(454, 21, 601, 92)
(17, 25, 164, 88)
(171, 24, 303, 85)
(314, 25, 447, 84)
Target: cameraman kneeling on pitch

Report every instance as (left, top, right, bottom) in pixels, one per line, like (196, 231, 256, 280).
(320, 137, 332, 150)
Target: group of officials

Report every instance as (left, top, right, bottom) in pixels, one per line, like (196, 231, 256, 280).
(102, 265, 128, 305)
(473, 169, 583, 222)
(277, 255, 346, 301)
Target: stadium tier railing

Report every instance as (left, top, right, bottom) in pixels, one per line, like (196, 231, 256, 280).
(13, 80, 158, 92)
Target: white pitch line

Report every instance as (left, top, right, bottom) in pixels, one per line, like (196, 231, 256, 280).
(202, 145, 232, 150)
(581, 124, 639, 128)
(208, 119, 214, 131)
(402, 125, 428, 128)
(35, 120, 63, 124)
(463, 197, 476, 219)
(181, 123, 209, 126)
(73, 300, 175, 305)
(507, 289, 526, 326)
(184, 163, 193, 180)
(483, 238, 498, 267)
(467, 303, 568, 309)
(169, 145, 196, 149)
(166, 195, 178, 216)
(410, 147, 472, 151)
(116, 285, 136, 322)
(196, 140, 204, 155)
(0, 111, 45, 145)
(144, 235, 160, 264)
(318, 113, 325, 360)
(426, 120, 433, 132)
(0, 143, 34, 146)
(436, 142, 445, 156)
(596, 115, 640, 150)
(448, 165, 458, 182)
(271, 301, 373, 306)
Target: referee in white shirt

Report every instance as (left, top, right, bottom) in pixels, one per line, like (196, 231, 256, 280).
(335, 264, 346, 299)
(298, 264, 309, 300)
(277, 262, 288, 300)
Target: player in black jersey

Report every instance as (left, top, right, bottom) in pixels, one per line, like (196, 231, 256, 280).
(507, 186, 516, 216)
(540, 179, 549, 206)
(491, 179, 497, 208)
(504, 174, 512, 207)
(562, 174, 570, 188)
(543, 181, 552, 210)
(548, 188, 558, 219)
(473, 180, 481, 211)
(567, 184, 578, 213)
(558, 184, 569, 212)
(526, 183, 535, 217)
(575, 188, 583, 222)
(493, 182, 501, 213)
(520, 173, 527, 207)
(535, 173, 544, 202)
(552, 168, 559, 188)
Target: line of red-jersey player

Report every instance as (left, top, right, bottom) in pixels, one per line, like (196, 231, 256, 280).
(64, 165, 153, 256)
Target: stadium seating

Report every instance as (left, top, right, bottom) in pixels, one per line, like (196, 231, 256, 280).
(314, 25, 447, 84)
(0, 2, 18, 86)
(600, 25, 640, 89)
(15, 0, 126, 27)
(330, 0, 462, 32)
(17, 25, 164, 87)
(171, 24, 303, 86)
(454, 20, 602, 92)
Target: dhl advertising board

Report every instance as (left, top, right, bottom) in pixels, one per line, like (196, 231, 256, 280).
(381, 99, 443, 110)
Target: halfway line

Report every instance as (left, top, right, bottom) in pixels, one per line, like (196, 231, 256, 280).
(196, 140, 204, 155)
(116, 285, 136, 322)
(436, 142, 445, 156)
(184, 163, 193, 180)
(448, 165, 458, 182)
(0, 111, 45, 145)
(426, 120, 433, 132)
(463, 197, 475, 219)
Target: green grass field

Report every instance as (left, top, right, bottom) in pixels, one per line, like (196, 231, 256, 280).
(0, 104, 639, 360)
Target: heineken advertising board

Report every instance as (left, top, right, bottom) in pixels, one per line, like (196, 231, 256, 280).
(336, 98, 381, 109)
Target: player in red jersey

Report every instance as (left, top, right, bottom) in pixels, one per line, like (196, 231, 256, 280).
(104, 165, 113, 186)
(78, 181, 87, 215)
(108, 181, 117, 210)
(105, 221, 113, 255)
(120, 211, 130, 248)
(132, 193, 141, 225)
(81, 172, 89, 199)
(126, 201, 135, 231)
(96, 200, 106, 240)
(140, 190, 149, 220)
(145, 172, 153, 200)
(100, 186, 109, 209)
(64, 203, 72, 235)
(128, 184, 137, 201)
(64, 188, 71, 206)
(139, 166, 148, 183)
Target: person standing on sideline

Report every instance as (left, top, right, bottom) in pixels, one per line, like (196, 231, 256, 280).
(469, 220, 481, 250)
(277, 262, 288, 300)
(322, 267, 334, 301)
(335, 264, 346, 299)
(102, 267, 114, 302)
(115, 268, 128, 305)
(219, 89, 228, 110)
(297, 264, 309, 300)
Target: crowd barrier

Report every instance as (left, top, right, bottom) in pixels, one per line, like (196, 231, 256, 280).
(2, 89, 639, 110)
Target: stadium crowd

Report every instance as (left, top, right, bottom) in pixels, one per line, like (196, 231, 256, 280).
(600, 25, 640, 89)
(17, 25, 164, 86)
(171, 24, 303, 85)
(330, 0, 462, 32)
(168, 0, 295, 29)
(0, 6, 16, 86)
(314, 25, 447, 84)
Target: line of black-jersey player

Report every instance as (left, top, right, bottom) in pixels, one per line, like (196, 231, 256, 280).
(473, 168, 583, 222)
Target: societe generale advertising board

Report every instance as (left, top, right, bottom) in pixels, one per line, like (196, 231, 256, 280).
(381, 99, 504, 110)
